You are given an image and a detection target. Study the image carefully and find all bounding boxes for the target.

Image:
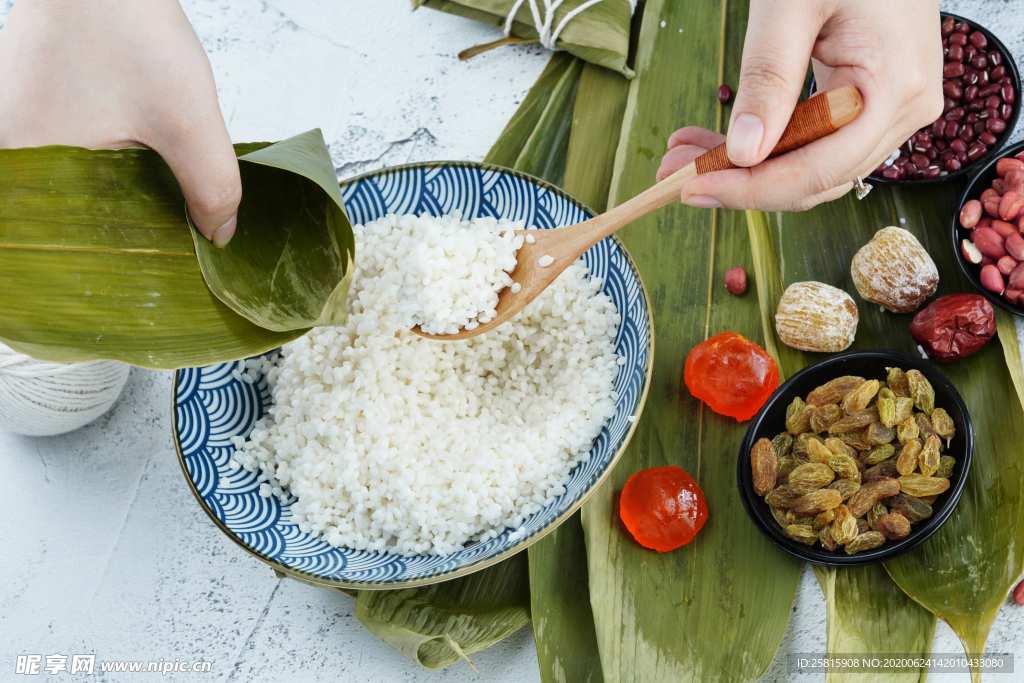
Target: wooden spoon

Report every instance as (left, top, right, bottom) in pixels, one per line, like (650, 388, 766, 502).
(413, 85, 864, 341)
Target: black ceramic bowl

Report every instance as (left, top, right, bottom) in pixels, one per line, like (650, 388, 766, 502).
(737, 349, 973, 566)
(810, 12, 1020, 187)
(953, 139, 1024, 317)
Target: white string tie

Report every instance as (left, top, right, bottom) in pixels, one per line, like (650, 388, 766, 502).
(503, 0, 638, 51)
(0, 342, 130, 437)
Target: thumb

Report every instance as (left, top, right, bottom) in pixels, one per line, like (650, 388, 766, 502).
(727, 1, 822, 167)
(148, 113, 242, 248)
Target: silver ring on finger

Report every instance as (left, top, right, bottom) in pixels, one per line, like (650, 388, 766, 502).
(854, 176, 873, 200)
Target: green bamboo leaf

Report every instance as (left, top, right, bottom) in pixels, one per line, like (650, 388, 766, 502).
(354, 552, 530, 670)
(757, 177, 1024, 680)
(882, 183, 1024, 681)
(189, 129, 354, 332)
(485, 52, 582, 186)
(562, 63, 631, 213)
(0, 142, 308, 369)
(581, 1, 802, 680)
(412, 0, 634, 78)
(813, 565, 934, 683)
(526, 61, 630, 683)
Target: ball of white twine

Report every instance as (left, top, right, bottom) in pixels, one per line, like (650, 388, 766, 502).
(0, 342, 130, 437)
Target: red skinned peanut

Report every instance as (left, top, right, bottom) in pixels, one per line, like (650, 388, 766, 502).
(973, 226, 1008, 259)
(1000, 192, 1024, 221)
(998, 256, 1018, 275)
(960, 199, 983, 228)
(992, 220, 1018, 238)
(1006, 232, 1024, 261)
(981, 264, 1006, 294)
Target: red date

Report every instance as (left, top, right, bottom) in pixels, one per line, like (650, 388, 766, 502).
(909, 294, 996, 363)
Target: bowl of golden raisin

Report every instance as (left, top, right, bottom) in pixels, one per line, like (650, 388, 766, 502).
(737, 350, 973, 566)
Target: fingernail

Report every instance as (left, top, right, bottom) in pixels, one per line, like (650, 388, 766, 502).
(683, 195, 723, 209)
(727, 113, 764, 164)
(211, 214, 237, 248)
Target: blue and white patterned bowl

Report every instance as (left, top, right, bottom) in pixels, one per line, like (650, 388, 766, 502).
(172, 162, 653, 588)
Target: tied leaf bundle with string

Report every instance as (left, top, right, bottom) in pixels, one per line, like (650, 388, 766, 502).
(0, 342, 130, 437)
(411, 0, 638, 77)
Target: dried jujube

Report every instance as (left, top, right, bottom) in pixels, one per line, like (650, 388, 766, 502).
(910, 294, 996, 362)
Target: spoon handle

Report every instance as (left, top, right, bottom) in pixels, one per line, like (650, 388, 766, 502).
(583, 85, 864, 243)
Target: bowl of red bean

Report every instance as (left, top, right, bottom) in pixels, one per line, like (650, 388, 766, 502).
(871, 13, 1019, 184)
(954, 142, 1024, 316)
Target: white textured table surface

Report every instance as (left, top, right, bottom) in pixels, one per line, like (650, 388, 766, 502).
(2, 1, 1024, 681)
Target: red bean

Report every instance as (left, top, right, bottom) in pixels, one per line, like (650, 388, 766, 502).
(975, 121, 988, 134)
(947, 44, 964, 62)
(950, 32, 968, 46)
(971, 54, 988, 70)
(979, 107, 999, 121)
(945, 121, 960, 139)
(936, 139, 949, 152)
(965, 46, 977, 63)
(991, 65, 1008, 81)
(951, 138, 968, 154)
(1001, 103, 1014, 120)
(944, 62, 966, 79)
(718, 85, 732, 103)
(945, 106, 965, 121)
(946, 158, 962, 173)
(922, 165, 941, 179)
(960, 125, 976, 143)
(929, 119, 945, 137)
(963, 70, 979, 86)
(978, 69, 990, 86)
(987, 118, 1007, 134)
(989, 51, 1003, 67)
(881, 167, 899, 180)
(966, 113, 980, 124)
(910, 153, 929, 168)
(965, 84, 979, 101)
(967, 98, 985, 112)
(968, 143, 988, 161)
(957, 150, 969, 165)
(1003, 83, 1015, 104)
(943, 80, 963, 98)
(979, 131, 998, 146)
(955, 21, 970, 34)
(979, 83, 1001, 98)
(970, 31, 988, 49)
(942, 16, 955, 37)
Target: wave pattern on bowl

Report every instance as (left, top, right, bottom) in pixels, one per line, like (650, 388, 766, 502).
(173, 162, 653, 587)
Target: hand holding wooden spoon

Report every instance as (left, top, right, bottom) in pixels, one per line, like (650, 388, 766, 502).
(414, 85, 863, 341)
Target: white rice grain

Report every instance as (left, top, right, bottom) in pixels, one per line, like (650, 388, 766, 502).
(233, 213, 621, 557)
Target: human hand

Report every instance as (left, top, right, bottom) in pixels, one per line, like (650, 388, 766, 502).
(0, 0, 241, 245)
(657, 0, 943, 212)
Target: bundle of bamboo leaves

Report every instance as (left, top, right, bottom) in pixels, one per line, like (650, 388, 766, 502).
(411, 0, 636, 77)
(0, 129, 354, 370)
(364, 1, 1024, 681)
